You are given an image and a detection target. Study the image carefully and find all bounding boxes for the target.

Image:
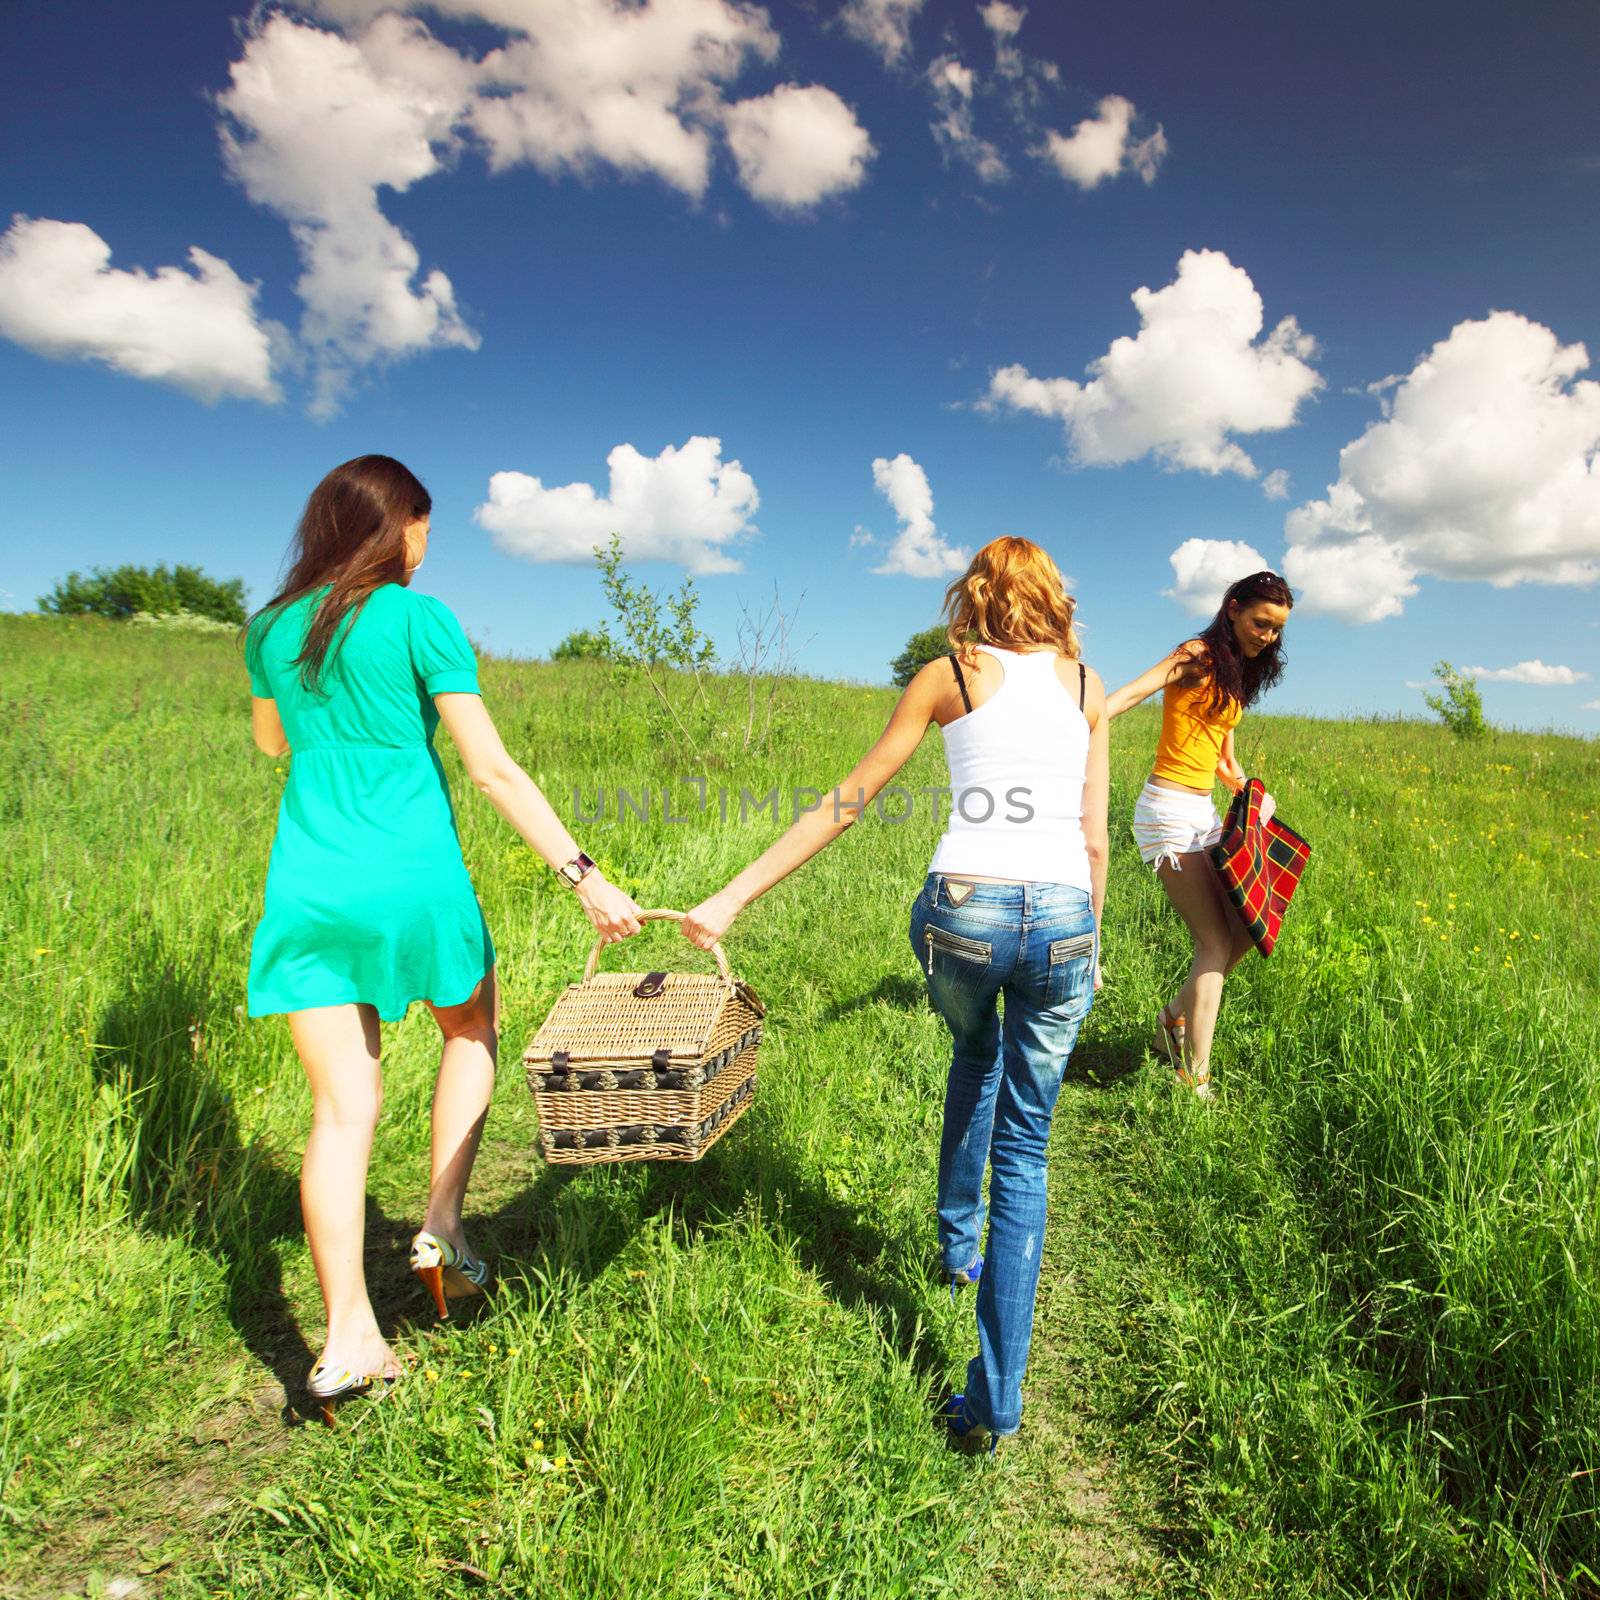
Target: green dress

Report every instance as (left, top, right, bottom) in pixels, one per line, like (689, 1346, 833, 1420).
(245, 583, 496, 1021)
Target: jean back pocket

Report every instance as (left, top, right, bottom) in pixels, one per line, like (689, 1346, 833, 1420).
(923, 924, 993, 977)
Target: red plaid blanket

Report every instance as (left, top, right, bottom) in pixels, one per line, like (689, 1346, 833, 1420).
(1207, 778, 1311, 956)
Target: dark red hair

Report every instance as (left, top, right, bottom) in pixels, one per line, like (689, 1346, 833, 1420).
(250, 455, 431, 692)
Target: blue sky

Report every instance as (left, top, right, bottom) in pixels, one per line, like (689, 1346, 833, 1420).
(3, 0, 1598, 729)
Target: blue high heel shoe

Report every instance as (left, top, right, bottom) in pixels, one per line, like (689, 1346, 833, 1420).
(937, 1392, 999, 1456)
(947, 1252, 983, 1303)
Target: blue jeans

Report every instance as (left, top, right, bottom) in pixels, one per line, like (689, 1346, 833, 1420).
(909, 872, 1097, 1436)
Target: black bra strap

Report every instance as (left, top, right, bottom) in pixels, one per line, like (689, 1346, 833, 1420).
(948, 653, 972, 714)
(1079, 661, 1086, 711)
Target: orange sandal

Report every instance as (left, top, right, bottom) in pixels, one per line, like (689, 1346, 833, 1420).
(1155, 1005, 1213, 1099)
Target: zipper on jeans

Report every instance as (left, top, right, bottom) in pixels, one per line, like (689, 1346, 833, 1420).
(924, 925, 993, 976)
(1048, 930, 1097, 966)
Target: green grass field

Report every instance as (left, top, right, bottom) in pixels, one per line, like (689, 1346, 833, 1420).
(2, 613, 1596, 1599)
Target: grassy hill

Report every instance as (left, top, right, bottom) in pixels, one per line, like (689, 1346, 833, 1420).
(2, 613, 1596, 1598)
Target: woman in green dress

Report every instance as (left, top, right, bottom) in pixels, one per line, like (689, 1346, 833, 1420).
(245, 455, 643, 1415)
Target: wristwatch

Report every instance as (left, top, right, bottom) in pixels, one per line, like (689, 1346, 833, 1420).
(556, 851, 596, 888)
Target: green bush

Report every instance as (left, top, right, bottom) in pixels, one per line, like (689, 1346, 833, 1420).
(890, 624, 951, 688)
(39, 563, 246, 626)
(550, 627, 612, 662)
(1423, 660, 1490, 741)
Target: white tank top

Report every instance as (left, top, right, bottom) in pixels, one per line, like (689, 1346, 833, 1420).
(927, 645, 1092, 889)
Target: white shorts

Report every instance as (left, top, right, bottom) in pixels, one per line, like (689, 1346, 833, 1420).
(1131, 779, 1222, 871)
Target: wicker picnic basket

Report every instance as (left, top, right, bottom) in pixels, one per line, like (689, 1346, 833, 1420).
(524, 910, 765, 1166)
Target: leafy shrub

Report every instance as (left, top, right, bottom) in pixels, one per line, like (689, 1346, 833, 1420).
(1423, 660, 1490, 741)
(551, 628, 613, 662)
(890, 624, 951, 688)
(40, 564, 246, 626)
(591, 533, 804, 763)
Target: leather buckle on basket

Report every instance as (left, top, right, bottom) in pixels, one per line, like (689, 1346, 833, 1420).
(633, 971, 667, 999)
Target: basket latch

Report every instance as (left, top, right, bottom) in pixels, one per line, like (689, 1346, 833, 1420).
(633, 971, 667, 998)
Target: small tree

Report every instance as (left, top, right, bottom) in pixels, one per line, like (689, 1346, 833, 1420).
(40, 563, 246, 625)
(594, 533, 719, 761)
(1423, 660, 1489, 741)
(891, 624, 952, 688)
(551, 628, 612, 662)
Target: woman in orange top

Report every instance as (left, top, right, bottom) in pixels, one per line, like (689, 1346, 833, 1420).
(1106, 571, 1294, 1096)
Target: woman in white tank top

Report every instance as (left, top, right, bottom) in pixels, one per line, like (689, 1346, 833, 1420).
(681, 537, 1110, 1453)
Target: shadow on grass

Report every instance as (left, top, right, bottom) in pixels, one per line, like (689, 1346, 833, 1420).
(410, 1114, 956, 1392)
(1064, 1033, 1151, 1090)
(822, 973, 929, 1020)
(624, 1123, 951, 1388)
(96, 947, 950, 1417)
(93, 939, 315, 1421)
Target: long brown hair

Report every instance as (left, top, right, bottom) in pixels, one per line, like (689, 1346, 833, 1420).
(1173, 569, 1293, 714)
(249, 455, 431, 692)
(941, 536, 1081, 662)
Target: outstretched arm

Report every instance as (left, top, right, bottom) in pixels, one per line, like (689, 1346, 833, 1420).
(434, 692, 643, 944)
(679, 661, 947, 948)
(1079, 668, 1110, 986)
(1104, 645, 1194, 720)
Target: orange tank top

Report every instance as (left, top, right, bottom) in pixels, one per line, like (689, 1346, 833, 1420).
(1153, 681, 1240, 789)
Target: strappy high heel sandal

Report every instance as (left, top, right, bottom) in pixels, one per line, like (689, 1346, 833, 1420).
(410, 1230, 490, 1320)
(1155, 1005, 1213, 1100)
(307, 1361, 394, 1427)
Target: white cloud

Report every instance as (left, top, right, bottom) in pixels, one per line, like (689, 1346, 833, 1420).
(985, 249, 1322, 477)
(0, 215, 281, 403)
(1583, 699, 1600, 710)
(303, 0, 779, 199)
(463, 0, 777, 195)
(838, 0, 925, 65)
(1464, 660, 1591, 685)
(216, 13, 480, 416)
(215, 2, 853, 408)
(1039, 94, 1167, 189)
(1163, 538, 1269, 616)
(1281, 533, 1419, 624)
(869, 453, 970, 578)
(1285, 311, 1600, 619)
(980, 1, 1026, 77)
(723, 84, 875, 210)
(927, 54, 1009, 182)
(1262, 468, 1291, 500)
(475, 435, 758, 573)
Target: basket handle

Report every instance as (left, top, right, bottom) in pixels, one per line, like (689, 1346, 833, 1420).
(581, 908, 733, 983)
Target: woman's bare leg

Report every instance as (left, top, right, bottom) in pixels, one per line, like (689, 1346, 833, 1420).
(1157, 855, 1238, 1078)
(288, 1002, 397, 1379)
(420, 967, 498, 1256)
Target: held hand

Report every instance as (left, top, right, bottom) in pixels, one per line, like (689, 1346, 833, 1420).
(680, 889, 744, 952)
(1260, 789, 1277, 825)
(574, 872, 644, 945)
(1217, 759, 1247, 795)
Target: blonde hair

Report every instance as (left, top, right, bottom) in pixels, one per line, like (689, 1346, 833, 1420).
(941, 536, 1080, 662)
